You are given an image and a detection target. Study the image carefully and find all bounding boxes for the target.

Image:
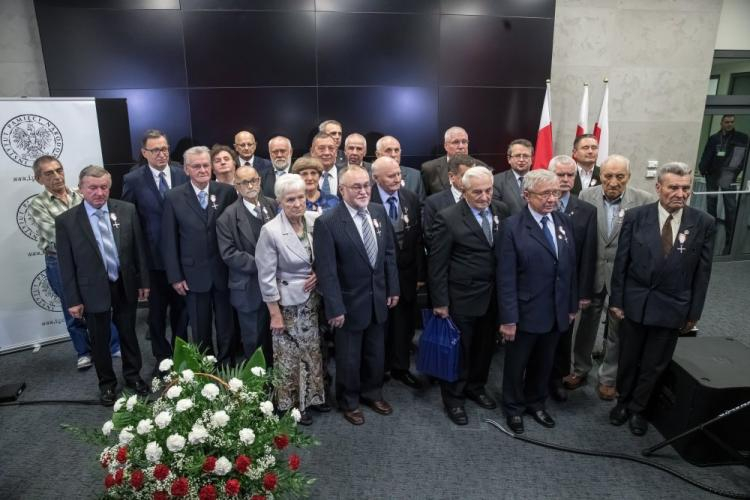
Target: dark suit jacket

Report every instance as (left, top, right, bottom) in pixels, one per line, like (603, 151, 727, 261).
(421, 155, 488, 196)
(609, 203, 715, 329)
(572, 165, 600, 195)
(497, 208, 578, 333)
(422, 188, 458, 248)
(313, 202, 400, 331)
(260, 168, 290, 199)
(239, 156, 272, 175)
(161, 181, 236, 293)
(121, 164, 188, 270)
(428, 199, 509, 316)
(492, 169, 526, 215)
(56, 199, 149, 313)
(370, 187, 426, 301)
(562, 194, 597, 300)
(216, 196, 277, 312)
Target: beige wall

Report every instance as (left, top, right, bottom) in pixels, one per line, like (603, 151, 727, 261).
(715, 0, 750, 50)
(0, 0, 48, 97)
(550, 0, 722, 191)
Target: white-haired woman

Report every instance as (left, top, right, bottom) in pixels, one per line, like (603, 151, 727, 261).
(255, 173, 325, 425)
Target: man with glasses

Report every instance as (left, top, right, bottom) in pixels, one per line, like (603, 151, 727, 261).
(217, 166, 279, 363)
(122, 130, 189, 370)
(493, 139, 533, 215)
(572, 134, 601, 195)
(261, 136, 293, 199)
(234, 130, 272, 174)
(421, 126, 487, 196)
(314, 166, 400, 426)
(319, 119, 347, 168)
(375, 135, 425, 200)
(162, 146, 237, 366)
(498, 170, 578, 434)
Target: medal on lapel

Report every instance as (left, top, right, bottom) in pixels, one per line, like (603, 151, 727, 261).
(209, 194, 218, 209)
(677, 230, 689, 254)
(110, 213, 120, 229)
(372, 218, 382, 237)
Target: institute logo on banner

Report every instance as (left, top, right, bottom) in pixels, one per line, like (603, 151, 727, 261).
(31, 269, 61, 312)
(2, 114, 63, 167)
(16, 195, 40, 241)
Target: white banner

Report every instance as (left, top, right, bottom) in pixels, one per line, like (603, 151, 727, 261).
(0, 98, 103, 353)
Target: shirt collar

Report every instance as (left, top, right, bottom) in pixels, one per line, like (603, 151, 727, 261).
(603, 193, 623, 205)
(559, 192, 571, 210)
(84, 200, 108, 217)
(149, 164, 170, 179)
(450, 185, 462, 202)
(344, 201, 365, 218)
(191, 182, 209, 197)
(377, 185, 398, 204)
(527, 205, 551, 225)
(658, 202, 682, 224)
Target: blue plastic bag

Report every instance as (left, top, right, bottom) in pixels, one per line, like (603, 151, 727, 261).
(416, 309, 461, 382)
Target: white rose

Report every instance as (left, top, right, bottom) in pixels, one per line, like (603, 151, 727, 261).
(201, 383, 220, 400)
(118, 426, 135, 445)
(158, 359, 174, 372)
(239, 428, 255, 445)
(166, 434, 186, 452)
(188, 424, 209, 444)
(251, 366, 266, 377)
(228, 378, 243, 392)
(126, 395, 138, 411)
(145, 441, 163, 462)
(136, 419, 154, 435)
(154, 411, 172, 429)
(181, 369, 195, 382)
(113, 397, 126, 412)
(102, 420, 114, 436)
(214, 456, 232, 476)
(166, 385, 182, 399)
(204, 355, 217, 364)
(210, 410, 230, 428)
(290, 408, 301, 423)
(175, 398, 193, 412)
(259, 400, 274, 417)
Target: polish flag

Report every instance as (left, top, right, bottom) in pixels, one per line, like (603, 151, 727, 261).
(593, 80, 609, 165)
(576, 83, 589, 137)
(532, 80, 553, 170)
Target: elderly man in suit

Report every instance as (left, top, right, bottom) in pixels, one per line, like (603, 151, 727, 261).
(421, 126, 488, 196)
(314, 165, 400, 425)
(546, 155, 597, 402)
(498, 169, 578, 434)
(564, 155, 655, 400)
(344, 133, 372, 174)
(234, 130, 272, 174)
(609, 162, 715, 436)
(422, 154, 475, 249)
(429, 166, 510, 425)
(261, 136, 293, 199)
(492, 139, 532, 215)
(375, 135, 425, 201)
(162, 146, 237, 365)
(56, 166, 150, 405)
(572, 134, 601, 195)
(217, 165, 279, 363)
(370, 156, 425, 388)
(310, 132, 340, 198)
(319, 119, 347, 168)
(122, 129, 189, 367)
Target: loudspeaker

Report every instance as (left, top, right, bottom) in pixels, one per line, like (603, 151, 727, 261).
(649, 337, 750, 466)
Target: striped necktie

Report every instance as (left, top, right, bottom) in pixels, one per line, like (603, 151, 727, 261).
(357, 209, 378, 267)
(94, 209, 119, 281)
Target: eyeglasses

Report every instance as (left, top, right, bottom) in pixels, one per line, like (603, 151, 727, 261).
(188, 163, 212, 171)
(143, 147, 169, 155)
(509, 154, 532, 160)
(527, 190, 562, 199)
(236, 178, 260, 187)
(342, 183, 371, 192)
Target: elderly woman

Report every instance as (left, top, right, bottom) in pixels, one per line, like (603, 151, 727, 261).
(255, 173, 325, 425)
(292, 157, 339, 213)
(211, 144, 239, 185)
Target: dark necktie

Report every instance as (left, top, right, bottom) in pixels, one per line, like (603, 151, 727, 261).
(357, 209, 378, 267)
(322, 172, 331, 196)
(158, 171, 168, 199)
(480, 209, 493, 245)
(93, 209, 119, 281)
(661, 214, 673, 257)
(387, 196, 398, 221)
(518, 175, 524, 192)
(541, 215, 556, 255)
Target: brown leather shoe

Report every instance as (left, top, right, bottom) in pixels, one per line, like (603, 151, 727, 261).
(597, 383, 617, 401)
(343, 409, 365, 425)
(562, 373, 586, 390)
(361, 398, 393, 415)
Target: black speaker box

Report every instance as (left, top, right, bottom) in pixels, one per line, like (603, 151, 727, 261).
(649, 337, 750, 466)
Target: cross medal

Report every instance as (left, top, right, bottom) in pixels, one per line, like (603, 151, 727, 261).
(110, 213, 120, 229)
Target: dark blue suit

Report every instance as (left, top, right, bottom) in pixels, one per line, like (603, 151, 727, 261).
(313, 202, 399, 410)
(239, 156, 272, 175)
(498, 208, 578, 416)
(122, 163, 189, 362)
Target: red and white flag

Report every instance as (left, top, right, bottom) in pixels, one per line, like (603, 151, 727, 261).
(532, 80, 553, 170)
(576, 83, 589, 137)
(593, 80, 609, 165)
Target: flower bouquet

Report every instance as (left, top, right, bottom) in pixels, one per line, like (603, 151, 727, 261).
(81, 338, 315, 499)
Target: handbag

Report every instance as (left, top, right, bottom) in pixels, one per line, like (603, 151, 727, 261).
(416, 309, 461, 382)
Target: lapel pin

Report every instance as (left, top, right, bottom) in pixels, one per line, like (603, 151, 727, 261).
(110, 212, 120, 229)
(209, 194, 218, 209)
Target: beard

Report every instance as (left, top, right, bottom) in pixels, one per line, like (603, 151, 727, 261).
(273, 158, 291, 171)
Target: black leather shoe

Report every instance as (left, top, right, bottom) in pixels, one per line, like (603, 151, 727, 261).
(311, 402, 331, 413)
(526, 409, 555, 428)
(506, 415, 524, 434)
(465, 392, 497, 409)
(392, 370, 422, 389)
(127, 379, 150, 397)
(629, 413, 648, 436)
(100, 387, 117, 406)
(609, 405, 630, 426)
(549, 384, 568, 402)
(298, 411, 313, 426)
(446, 406, 468, 425)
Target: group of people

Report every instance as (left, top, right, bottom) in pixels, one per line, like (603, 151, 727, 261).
(30, 120, 715, 437)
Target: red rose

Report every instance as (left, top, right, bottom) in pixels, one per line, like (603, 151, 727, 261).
(130, 469, 145, 490)
(199, 484, 217, 500)
(153, 491, 169, 500)
(104, 474, 116, 489)
(234, 454, 252, 473)
(114, 468, 124, 484)
(251, 495, 266, 500)
(273, 434, 289, 450)
(171, 477, 189, 497)
(101, 455, 110, 468)
(288, 453, 301, 471)
(202, 455, 217, 472)
(153, 464, 170, 481)
(263, 472, 277, 491)
(225, 479, 241, 496)
(116, 446, 128, 463)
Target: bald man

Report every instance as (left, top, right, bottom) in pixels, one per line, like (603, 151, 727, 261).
(375, 135, 425, 201)
(234, 130, 272, 174)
